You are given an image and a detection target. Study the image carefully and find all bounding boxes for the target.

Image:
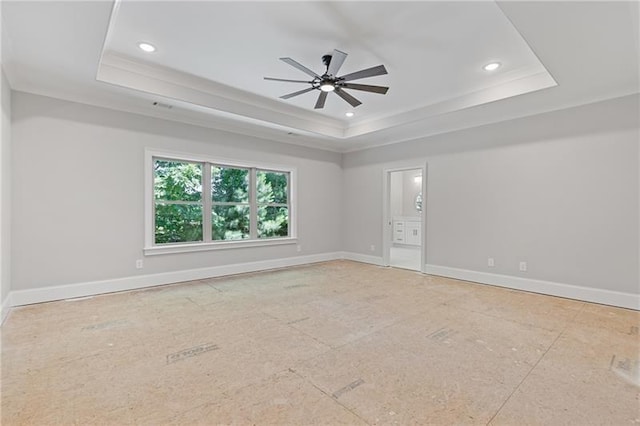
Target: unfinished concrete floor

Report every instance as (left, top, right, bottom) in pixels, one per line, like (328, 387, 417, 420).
(1, 260, 638, 425)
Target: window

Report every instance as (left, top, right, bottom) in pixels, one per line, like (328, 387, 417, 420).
(154, 160, 204, 244)
(146, 151, 296, 255)
(211, 166, 250, 240)
(257, 170, 289, 238)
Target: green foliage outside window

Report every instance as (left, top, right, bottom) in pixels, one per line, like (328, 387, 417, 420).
(155, 204, 203, 243)
(212, 167, 249, 203)
(257, 171, 288, 238)
(154, 159, 290, 245)
(212, 167, 250, 240)
(154, 160, 203, 244)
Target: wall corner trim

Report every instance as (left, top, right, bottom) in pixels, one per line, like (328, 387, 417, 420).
(8, 252, 343, 308)
(0, 293, 12, 326)
(424, 264, 639, 311)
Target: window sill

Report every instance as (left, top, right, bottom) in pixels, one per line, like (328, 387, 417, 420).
(144, 237, 298, 256)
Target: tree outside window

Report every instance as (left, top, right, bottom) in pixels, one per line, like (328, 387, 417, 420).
(211, 166, 250, 240)
(153, 157, 291, 245)
(154, 160, 203, 244)
(257, 170, 288, 238)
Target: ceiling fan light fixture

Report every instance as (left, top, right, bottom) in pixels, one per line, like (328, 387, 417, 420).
(483, 62, 501, 71)
(138, 42, 156, 53)
(320, 82, 335, 92)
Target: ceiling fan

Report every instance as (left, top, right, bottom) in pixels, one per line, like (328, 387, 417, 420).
(264, 49, 389, 109)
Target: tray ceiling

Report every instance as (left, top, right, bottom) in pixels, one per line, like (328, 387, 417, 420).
(2, 1, 638, 152)
(97, 0, 555, 139)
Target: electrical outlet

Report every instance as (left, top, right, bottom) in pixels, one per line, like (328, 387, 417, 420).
(487, 258, 495, 267)
(296, 245, 302, 252)
(519, 261, 527, 272)
(370, 245, 375, 252)
(135, 259, 144, 269)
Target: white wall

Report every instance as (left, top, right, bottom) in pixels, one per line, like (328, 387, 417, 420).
(390, 171, 403, 217)
(11, 92, 343, 292)
(401, 169, 421, 218)
(0, 0, 12, 319)
(390, 169, 422, 219)
(343, 94, 640, 300)
(0, 72, 10, 315)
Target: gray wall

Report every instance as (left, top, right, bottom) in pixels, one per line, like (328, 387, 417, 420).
(1, 70, 10, 306)
(8, 90, 640, 298)
(11, 92, 343, 291)
(343, 94, 639, 295)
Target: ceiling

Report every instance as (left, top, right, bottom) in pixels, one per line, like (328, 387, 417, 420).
(2, 1, 638, 152)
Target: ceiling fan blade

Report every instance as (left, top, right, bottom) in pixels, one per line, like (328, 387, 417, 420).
(340, 83, 389, 94)
(327, 49, 348, 77)
(334, 87, 362, 108)
(280, 57, 320, 78)
(280, 86, 316, 100)
(314, 91, 328, 109)
(339, 64, 388, 82)
(264, 77, 312, 83)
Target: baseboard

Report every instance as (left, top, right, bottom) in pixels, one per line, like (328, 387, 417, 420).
(424, 264, 639, 311)
(0, 293, 12, 325)
(340, 252, 385, 266)
(10, 252, 343, 307)
(8, 254, 635, 312)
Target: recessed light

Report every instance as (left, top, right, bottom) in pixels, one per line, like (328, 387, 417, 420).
(345, 112, 354, 117)
(483, 62, 501, 71)
(138, 42, 156, 53)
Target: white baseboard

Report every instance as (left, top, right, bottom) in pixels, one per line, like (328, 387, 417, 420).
(6, 254, 636, 312)
(340, 251, 385, 266)
(424, 264, 639, 311)
(9, 252, 342, 307)
(0, 293, 12, 325)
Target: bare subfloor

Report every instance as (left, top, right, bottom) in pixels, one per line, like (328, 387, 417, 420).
(1, 260, 638, 425)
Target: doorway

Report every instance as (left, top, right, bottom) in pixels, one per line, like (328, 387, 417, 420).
(383, 167, 425, 272)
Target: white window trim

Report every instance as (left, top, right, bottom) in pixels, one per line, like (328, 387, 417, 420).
(144, 148, 297, 256)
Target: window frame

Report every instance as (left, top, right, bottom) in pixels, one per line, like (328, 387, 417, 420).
(145, 149, 297, 256)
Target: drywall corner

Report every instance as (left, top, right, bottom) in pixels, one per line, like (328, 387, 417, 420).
(0, 68, 12, 317)
(0, 292, 11, 325)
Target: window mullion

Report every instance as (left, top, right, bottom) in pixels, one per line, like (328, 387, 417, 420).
(250, 168, 257, 239)
(203, 162, 212, 242)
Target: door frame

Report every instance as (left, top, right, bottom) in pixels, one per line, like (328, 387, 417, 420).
(382, 164, 428, 272)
